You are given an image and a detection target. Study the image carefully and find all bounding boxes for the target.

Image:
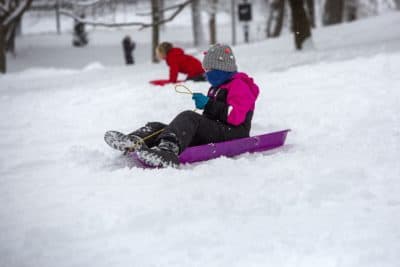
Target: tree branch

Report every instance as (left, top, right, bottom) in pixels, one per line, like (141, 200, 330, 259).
(2, 0, 33, 27)
(60, 9, 147, 28)
(2, 0, 11, 11)
(142, 0, 191, 30)
(74, 0, 103, 8)
(136, 0, 193, 16)
(59, 0, 193, 30)
(0, 4, 8, 14)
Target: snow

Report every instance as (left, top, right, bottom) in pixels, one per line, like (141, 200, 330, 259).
(1, 10, 400, 267)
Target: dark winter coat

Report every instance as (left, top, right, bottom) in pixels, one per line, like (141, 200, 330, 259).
(165, 48, 205, 83)
(122, 37, 135, 64)
(123, 38, 135, 54)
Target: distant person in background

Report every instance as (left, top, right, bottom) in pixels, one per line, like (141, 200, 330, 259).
(73, 14, 88, 47)
(122, 35, 136, 65)
(150, 42, 206, 86)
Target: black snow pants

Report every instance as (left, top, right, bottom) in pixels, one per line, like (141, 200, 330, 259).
(131, 110, 251, 154)
(159, 110, 251, 153)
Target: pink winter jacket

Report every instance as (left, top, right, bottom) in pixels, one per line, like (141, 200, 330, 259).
(205, 72, 260, 126)
(225, 72, 259, 125)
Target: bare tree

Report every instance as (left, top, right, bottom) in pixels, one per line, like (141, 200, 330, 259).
(323, 0, 344, 25)
(0, 0, 33, 73)
(288, 0, 312, 50)
(191, 0, 206, 46)
(266, 0, 285, 38)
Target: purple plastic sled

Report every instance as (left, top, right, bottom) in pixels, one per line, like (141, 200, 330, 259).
(129, 129, 290, 167)
(179, 129, 290, 164)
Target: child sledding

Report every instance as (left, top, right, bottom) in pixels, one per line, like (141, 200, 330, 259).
(105, 44, 289, 168)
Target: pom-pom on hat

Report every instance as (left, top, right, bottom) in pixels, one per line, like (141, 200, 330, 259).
(202, 44, 237, 72)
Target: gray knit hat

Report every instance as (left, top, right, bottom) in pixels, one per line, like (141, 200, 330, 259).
(202, 44, 238, 72)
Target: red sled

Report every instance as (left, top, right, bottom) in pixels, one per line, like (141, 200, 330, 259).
(129, 129, 290, 167)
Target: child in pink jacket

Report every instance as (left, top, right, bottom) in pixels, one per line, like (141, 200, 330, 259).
(125, 44, 259, 167)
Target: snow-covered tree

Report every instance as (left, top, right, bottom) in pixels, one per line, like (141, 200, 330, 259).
(0, 0, 33, 73)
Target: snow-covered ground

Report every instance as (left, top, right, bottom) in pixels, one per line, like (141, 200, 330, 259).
(1, 11, 400, 267)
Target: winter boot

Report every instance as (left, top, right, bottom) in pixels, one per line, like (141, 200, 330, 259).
(127, 122, 166, 148)
(136, 138, 180, 168)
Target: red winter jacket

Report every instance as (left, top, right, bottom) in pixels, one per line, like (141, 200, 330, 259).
(165, 48, 205, 83)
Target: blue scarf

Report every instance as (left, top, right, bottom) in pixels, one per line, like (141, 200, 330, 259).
(206, 69, 236, 87)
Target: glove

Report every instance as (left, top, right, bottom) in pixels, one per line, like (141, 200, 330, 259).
(192, 93, 209, 110)
(149, 79, 170, 86)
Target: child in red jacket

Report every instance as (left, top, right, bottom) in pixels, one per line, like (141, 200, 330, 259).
(150, 42, 206, 86)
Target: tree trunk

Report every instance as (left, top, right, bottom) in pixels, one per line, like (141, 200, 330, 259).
(16, 17, 22, 36)
(56, 0, 61, 34)
(159, 0, 165, 31)
(344, 0, 357, 22)
(231, 0, 237, 45)
(151, 0, 160, 63)
(305, 0, 315, 28)
(288, 0, 312, 50)
(323, 0, 344, 26)
(267, 0, 285, 38)
(209, 13, 216, 45)
(191, 0, 206, 46)
(0, 0, 32, 73)
(0, 25, 6, 73)
(7, 22, 17, 57)
(209, 0, 218, 45)
(395, 0, 400, 10)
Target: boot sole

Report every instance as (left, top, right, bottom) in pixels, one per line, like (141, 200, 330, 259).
(104, 131, 143, 152)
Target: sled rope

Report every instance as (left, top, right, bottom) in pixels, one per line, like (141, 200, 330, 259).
(124, 128, 165, 154)
(174, 84, 199, 112)
(174, 84, 193, 95)
(126, 84, 195, 155)
(142, 128, 165, 141)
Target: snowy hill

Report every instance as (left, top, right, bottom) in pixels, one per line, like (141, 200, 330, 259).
(1, 12, 400, 267)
